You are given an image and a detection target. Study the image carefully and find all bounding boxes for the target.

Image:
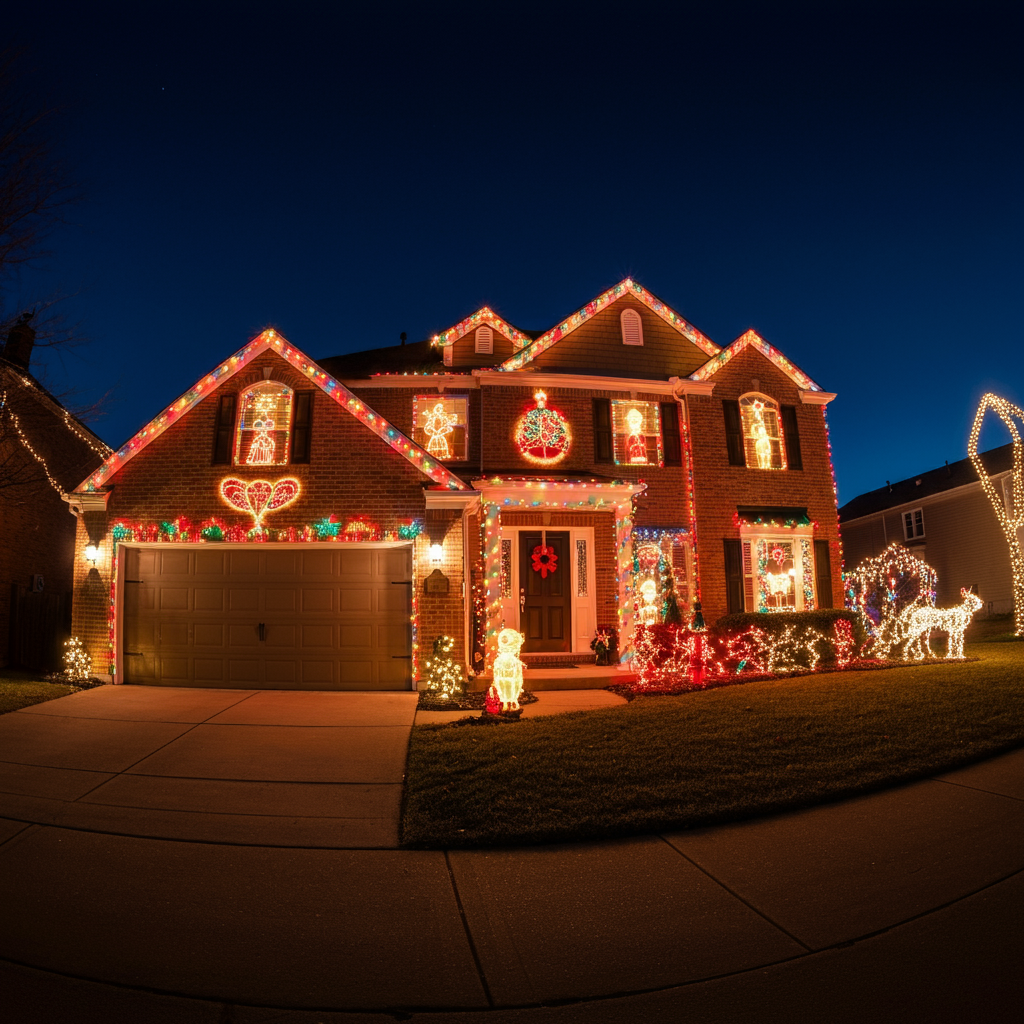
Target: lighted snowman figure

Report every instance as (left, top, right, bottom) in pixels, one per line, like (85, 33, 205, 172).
(625, 407, 648, 464)
(638, 578, 660, 625)
(492, 627, 525, 712)
(422, 401, 455, 459)
(246, 392, 277, 465)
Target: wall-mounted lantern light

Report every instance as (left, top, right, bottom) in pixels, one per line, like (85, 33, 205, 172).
(429, 542, 444, 565)
(84, 544, 99, 566)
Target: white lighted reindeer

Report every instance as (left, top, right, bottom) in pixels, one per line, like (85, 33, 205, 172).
(898, 588, 983, 660)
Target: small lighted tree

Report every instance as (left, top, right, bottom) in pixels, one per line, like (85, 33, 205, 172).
(420, 635, 465, 701)
(63, 637, 92, 684)
(968, 393, 1024, 636)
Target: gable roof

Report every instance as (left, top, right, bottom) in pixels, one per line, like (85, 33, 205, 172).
(689, 329, 822, 392)
(838, 443, 1014, 522)
(75, 329, 469, 494)
(497, 278, 720, 372)
(431, 307, 534, 351)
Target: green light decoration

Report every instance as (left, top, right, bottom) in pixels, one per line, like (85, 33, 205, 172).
(513, 391, 572, 465)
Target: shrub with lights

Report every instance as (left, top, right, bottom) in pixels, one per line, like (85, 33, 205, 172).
(420, 635, 465, 701)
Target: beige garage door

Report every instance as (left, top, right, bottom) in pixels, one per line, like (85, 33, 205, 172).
(122, 545, 413, 689)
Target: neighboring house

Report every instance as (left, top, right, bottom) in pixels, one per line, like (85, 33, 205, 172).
(0, 317, 109, 670)
(65, 279, 842, 688)
(838, 445, 1016, 616)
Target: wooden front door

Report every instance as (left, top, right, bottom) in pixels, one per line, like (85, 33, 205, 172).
(519, 531, 571, 652)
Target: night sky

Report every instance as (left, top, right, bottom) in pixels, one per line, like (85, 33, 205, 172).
(6, 2, 1022, 503)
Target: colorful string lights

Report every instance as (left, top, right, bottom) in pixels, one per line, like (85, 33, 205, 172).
(431, 306, 533, 352)
(898, 589, 982, 660)
(219, 477, 301, 531)
(689, 329, 821, 391)
(967, 393, 1024, 636)
(513, 391, 572, 465)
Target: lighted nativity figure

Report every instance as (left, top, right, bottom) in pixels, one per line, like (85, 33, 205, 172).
(748, 400, 774, 470)
(246, 394, 278, 465)
(638, 578, 661, 625)
(492, 627, 525, 712)
(625, 407, 648, 464)
(422, 401, 456, 459)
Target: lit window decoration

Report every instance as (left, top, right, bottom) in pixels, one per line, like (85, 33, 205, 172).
(897, 588, 983, 660)
(611, 401, 663, 466)
(739, 395, 786, 469)
(531, 544, 558, 578)
(492, 627, 525, 711)
(513, 391, 572, 465)
(761, 540, 797, 611)
(500, 539, 512, 599)
(234, 382, 293, 466)
(576, 539, 588, 598)
(799, 537, 816, 610)
(219, 477, 301, 532)
(413, 395, 468, 462)
(968, 393, 1024, 636)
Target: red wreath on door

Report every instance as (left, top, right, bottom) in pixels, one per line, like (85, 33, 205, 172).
(531, 544, 558, 578)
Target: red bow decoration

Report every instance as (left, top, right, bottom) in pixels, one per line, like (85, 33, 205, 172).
(531, 544, 558, 578)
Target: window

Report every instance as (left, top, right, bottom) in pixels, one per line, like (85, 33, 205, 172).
(739, 394, 786, 470)
(732, 533, 816, 612)
(620, 308, 643, 346)
(234, 382, 294, 466)
(592, 399, 613, 462)
(903, 508, 925, 540)
(660, 402, 682, 466)
(611, 400, 663, 466)
(212, 393, 236, 465)
(475, 326, 493, 354)
(412, 394, 469, 461)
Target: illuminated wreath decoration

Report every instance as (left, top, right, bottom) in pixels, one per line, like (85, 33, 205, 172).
(531, 544, 558, 578)
(514, 391, 572, 466)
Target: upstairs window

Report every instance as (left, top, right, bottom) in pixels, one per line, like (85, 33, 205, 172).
(412, 394, 469, 461)
(903, 508, 925, 540)
(739, 394, 786, 470)
(234, 382, 293, 466)
(620, 308, 643, 346)
(475, 326, 493, 354)
(611, 400, 663, 466)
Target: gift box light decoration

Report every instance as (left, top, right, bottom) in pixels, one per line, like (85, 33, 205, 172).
(492, 627, 525, 711)
(968, 393, 1024, 636)
(514, 391, 572, 465)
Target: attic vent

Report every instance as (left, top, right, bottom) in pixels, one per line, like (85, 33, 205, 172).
(475, 326, 493, 354)
(620, 308, 643, 346)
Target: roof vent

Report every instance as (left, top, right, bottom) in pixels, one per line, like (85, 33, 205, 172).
(887, 480, 891, 492)
(916, 479, 922, 486)
(3, 312, 35, 369)
(400, 332, 407, 346)
(945, 460, 950, 476)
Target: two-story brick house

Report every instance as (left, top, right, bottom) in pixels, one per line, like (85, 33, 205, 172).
(66, 279, 842, 688)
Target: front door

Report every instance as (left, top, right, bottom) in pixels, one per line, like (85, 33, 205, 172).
(519, 531, 570, 652)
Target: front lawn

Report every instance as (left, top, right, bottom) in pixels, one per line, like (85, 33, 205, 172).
(0, 671, 80, 715)
(402, 641, 1024, 849)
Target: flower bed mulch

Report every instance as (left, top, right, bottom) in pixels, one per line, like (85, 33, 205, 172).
(609, 656, 981, 700)
(416, 689, 540, 712)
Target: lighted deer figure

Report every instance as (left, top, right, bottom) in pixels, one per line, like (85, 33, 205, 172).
(899, 588, 983, 660)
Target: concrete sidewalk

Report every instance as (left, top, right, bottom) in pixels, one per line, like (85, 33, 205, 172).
(0, 685, 1021, 1022)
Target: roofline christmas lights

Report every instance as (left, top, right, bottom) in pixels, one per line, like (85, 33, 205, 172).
(689, 329, 821, 392)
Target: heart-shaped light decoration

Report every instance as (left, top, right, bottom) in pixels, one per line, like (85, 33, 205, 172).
(220, 477, 301, 529)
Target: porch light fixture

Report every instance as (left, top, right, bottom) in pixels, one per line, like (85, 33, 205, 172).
(84, 544, 100, 565)
(429, 542, 444, 564)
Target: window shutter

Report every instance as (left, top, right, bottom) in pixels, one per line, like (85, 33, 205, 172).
(290, 392, 313, 464)
(620, 309, 643, 346)
(660, 402, 682, 466)
(443, 346, 452, 367)
(723, 400, 745, 466)
(781, 405, 802, 470)
(475, 326, 493, 354)
(212, 394, 236, 464)
(814, 539, 833, 609)
(724, 539, 745, 614)
(593, 399, 612, 462)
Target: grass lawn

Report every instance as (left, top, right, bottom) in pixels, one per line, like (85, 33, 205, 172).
(0, 670, 79, 715)
(402, 640, 1024, 849)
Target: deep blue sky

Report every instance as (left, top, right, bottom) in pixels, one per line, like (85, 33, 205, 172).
(7, 1, 1022, 504)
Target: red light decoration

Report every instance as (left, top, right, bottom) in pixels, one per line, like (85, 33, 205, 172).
(531, 544, 558, 578)
(220, 477, 301, 530)
(513, 391, 572, 465)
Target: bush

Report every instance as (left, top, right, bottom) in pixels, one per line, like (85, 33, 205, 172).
(714, 609, 867, 665)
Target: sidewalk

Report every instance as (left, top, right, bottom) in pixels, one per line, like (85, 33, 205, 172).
(0, 685, 1020, 1022)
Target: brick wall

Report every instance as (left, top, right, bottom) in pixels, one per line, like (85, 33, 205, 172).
(686, 347, 843, 624)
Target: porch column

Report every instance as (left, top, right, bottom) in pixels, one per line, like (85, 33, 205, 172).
(482, 503, 502, 668)
(615, 502, 634, 661)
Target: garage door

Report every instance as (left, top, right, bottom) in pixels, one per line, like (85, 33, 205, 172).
(122, 545, 413, 689)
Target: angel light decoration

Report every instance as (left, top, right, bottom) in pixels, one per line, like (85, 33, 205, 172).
(625, 407, 648, 464)
(492, 627, 525, 712)
(422, 401, 455, 460)
(246, 392, 278, 465)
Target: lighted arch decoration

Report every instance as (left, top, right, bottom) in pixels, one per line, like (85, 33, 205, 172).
(513, 391, 572, 466)
(968, 393, 1024, 636)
